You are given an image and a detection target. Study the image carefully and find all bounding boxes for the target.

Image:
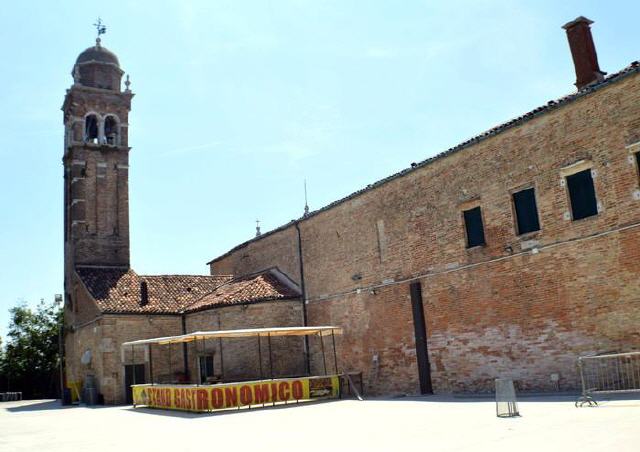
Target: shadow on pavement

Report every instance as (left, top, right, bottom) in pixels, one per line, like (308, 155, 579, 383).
(4, 400, 72, 412)
(126, 398, 334, 418)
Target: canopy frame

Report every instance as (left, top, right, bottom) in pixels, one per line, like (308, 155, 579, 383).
(122, 326, 342, 390)
(122, 326, 342, 347)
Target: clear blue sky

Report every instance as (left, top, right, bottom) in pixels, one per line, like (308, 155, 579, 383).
(0, 1, 638, 338)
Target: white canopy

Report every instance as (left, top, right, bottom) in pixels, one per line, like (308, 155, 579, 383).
(121, 326, 342, 347)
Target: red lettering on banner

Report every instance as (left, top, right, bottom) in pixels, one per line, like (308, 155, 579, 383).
(164, 389, 171, 407)
(186, 389, 193, 410)
(270, 383, 279, 401)
(278, 382, 290, 400)
(174, 388, 180, 408)
(239, 385, 253, 405)
(211, 388, 224, 409)
(253, 384, 271, 403)
(292, 381, 303, 399)
(197, 389, 208, 410)
(224, 387, 238, 408)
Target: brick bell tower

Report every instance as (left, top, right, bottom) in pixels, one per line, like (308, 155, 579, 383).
(62, 36, 133, 301)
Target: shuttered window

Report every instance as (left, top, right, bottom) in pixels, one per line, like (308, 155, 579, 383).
(463, 206, 486, 248)
(513, 188, 540, 234)
(566, 169, 598, 220)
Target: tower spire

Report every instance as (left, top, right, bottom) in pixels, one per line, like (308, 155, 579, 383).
(303, 179, 310, 217)
(255, 219, 261, 237)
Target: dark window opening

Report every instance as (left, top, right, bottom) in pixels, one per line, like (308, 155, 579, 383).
(463, 206, 486, 248)
(199, 355, 214, 384)
(104, 116, 118, 145)
(513, 188, 540, 235)
(85, 115, 99, 144)
(566, 169, 598, 220)
(635, 152, 640, 181)
(140, 281, 149, 306)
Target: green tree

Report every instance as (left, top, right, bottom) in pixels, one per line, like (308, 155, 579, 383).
(0, 298, 62, 399)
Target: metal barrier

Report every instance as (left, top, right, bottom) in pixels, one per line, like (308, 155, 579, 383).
(576, 351, 640, 407)
(495, 378, 519, 417)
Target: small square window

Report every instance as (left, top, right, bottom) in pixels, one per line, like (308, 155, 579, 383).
(463, 206, 486, 248)
(566, 169, 598, 220)
(512, 188, 540, 235)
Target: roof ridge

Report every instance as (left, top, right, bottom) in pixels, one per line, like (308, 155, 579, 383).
(139, 273, 233, 278)
(208, 60, 640, 265)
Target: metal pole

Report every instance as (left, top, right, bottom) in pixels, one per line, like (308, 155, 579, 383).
(201, 336, 206, 384)
(257, 335, 264, 379)
(219, 338, 225, 382)
(149, 344, 154, 385)
(131, 344, 136, 407)
(169, 343, 173, 383)
(131, 345, 136, 385)
(331, 330, 339, 374)
(268, 333, 274, 379)
(58, 315, 64, 402)
(319, 333, 327, 375)
(196, 337, 200, 387)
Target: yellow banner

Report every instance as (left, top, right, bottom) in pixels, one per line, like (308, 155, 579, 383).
(132, 375, 340, 412)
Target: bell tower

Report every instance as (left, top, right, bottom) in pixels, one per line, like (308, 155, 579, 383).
(62, 36, 134, 294)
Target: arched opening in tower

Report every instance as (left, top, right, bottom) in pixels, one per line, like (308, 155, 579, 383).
(104, 116, 119, 145)
(85, 115, 99, 144)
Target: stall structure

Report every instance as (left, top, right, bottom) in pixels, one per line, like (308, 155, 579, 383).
(122, 326, 343, 412)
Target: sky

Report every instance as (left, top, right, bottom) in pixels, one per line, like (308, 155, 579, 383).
(0, 0, 638, 339)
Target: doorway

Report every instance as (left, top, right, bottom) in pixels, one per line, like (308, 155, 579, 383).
(410, 281, 433, 394)
(124, 364, 146, 404)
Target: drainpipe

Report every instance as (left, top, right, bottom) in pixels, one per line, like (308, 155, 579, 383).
(295, 221, 311, 375)
(181, 314, 189, 379)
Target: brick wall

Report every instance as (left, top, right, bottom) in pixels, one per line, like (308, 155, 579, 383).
(210, 225, 301, 281)
(66, 314, 183, 404)
(208, 71, 640, 394)
(184, 300, 306, 383)
(65, 300, 305, 404)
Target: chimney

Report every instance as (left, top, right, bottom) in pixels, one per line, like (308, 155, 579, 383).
(140, 281, 149, 306)
(562, 16, 606, 90)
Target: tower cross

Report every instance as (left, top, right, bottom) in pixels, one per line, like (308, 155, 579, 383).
(93, 18, 107, 39)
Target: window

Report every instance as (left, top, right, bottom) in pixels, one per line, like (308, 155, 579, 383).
(463, 206, 486, 248)
(104, 116, 119, 145)
(84, 114, 98, 143)
(566, 169, 598, 220)
(635, 152, 640, 181)
(199, 355, 214, 384)
(512, 188, 540, 235)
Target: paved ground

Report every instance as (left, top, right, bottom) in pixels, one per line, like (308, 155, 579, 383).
(1, 395, 638, 451)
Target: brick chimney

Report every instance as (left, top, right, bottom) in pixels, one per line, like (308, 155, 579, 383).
(562, 16, 606, 90)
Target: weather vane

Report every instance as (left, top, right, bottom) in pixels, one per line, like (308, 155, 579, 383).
(93, 18, 107, 39)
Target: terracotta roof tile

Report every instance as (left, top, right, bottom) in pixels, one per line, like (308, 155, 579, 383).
(185, 272, 300, 313)
(76, 267, 233, 314)
(75, 267, 299, 314)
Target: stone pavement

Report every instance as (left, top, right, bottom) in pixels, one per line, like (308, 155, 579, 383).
(0, 395, 638, 451)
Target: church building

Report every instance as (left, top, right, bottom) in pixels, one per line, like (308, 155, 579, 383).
(64, 17, 640, 404)
(62, 37, 305, 404)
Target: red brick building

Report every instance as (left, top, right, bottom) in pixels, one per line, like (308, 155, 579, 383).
(207, 17, 640, 395)
(64, 17, 640, 403)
